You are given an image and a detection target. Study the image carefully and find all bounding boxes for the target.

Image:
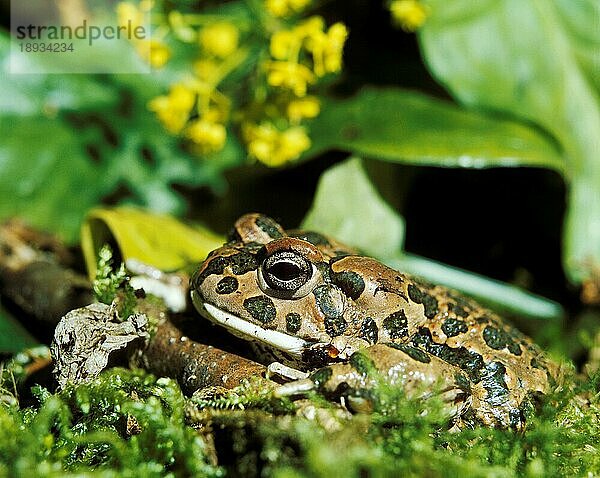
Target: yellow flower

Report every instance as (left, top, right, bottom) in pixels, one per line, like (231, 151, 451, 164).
(287, 96, 320, 122)
(148, 83, 196, 134)
(305, 21, 348, 76)
(185, 119, 227, 154)
(136, 39, 171, 69)
(280, 126, 311, 157)
(270, 30, 298, 61)
(244, 122, 310, 166)
(265, 0, 311, 18)
(389, 0, 429, 31)
(199, 22, 240, 58)
(266, 61, 316, 97)
(323, 23, 348, 73)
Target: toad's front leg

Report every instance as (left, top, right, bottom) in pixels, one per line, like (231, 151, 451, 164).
(275, 343, 473, 421)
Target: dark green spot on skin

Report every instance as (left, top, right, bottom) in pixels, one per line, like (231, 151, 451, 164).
(411, 327, 485, 383)
(359, 318, 379, 344)
(324, 316, 348, 337)
(483, 326, 506, 350)
(229, 252, 259, 275)
(407, 283, 423, 303)
(332, 271, 365, 300)
(349, 351, 376, 375)
(382, 310, 408, 340)
(453, 372, 471, 393)
(193, 252, 257, 288)
(255, 216, 284, 239)
(192, 256, 229, 288)
(422, 294, 439, 319)
(441, 318, 468, 337)
(313, 285, 343, 319)
(241, 242, 266, 254)
(479, 361, 510, 407)
(407, 284, 438, 318)
(386, 343, 431, 364)
(215, 276, 238, 294)
(310, 367, 333, 388)
(243, 296, 276, 324)
(285, 312, 302, 333)
(482, 325, 521, 355)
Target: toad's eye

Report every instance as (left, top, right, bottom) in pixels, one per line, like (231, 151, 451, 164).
(259, 250, 316, 298)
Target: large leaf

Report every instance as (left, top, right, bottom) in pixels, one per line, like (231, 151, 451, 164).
(305, 87, 564, 171)
(303, 157, 563, 320)
(418, 0, 600, 283)
(0, 116, 109, 242)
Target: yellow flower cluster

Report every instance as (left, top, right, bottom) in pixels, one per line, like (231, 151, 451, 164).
(140, 1, 347, 166)
(389, 0, 429, 31)
(146, 14, 243, 154)
(243, 123, 311, 167)
(148, 82, 230, 154)
(117, 1, 171, 68)
(267, 16, 348, 97)
(265, 0, 312, 18)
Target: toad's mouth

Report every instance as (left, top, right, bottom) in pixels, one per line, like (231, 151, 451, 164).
(191, 291, 310, 357)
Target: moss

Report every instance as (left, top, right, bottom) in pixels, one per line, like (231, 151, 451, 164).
(0, 366, 222, 477)
(0, 352, 598, 477)
(93, 245, 137, 320)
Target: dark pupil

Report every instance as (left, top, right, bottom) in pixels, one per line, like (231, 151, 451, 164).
(269, 261, 302, 282)
(263, 251, 311, 292)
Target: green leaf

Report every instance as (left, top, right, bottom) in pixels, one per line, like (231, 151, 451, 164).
(0, 306, 37, 353)
(553, 0, 600, 94)
(0, 116, 109, 242)
(418, 0, 600, 282)
(0, 31, 245, 241)
(302, 157, 405, 258)
(305, 86, 564, 172)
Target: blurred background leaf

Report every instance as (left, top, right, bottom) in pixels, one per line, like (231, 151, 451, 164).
(0, 116, 110, 241)
(419, 0, 600, 283)
(302, 157, 405, 257)
(0, 31, 244, 242)
(305, 87, 564, 171)
(0, 305, 37, 353)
